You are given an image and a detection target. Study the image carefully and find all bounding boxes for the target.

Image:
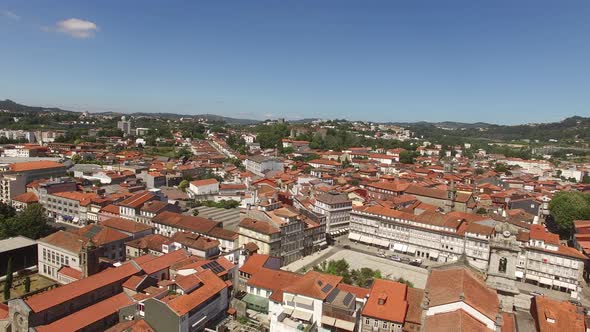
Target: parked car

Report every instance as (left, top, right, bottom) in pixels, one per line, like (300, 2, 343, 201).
(409, 258, 422, 266)
(390, 255, 401, 262)
(530, 291, 544, 297)
(343, 245, 351, 249)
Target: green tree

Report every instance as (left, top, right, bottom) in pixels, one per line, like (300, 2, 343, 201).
(192, 209, 200, 216)
(399, 151, 415, 164)
(548, 192, 590, 238)
(0, 204, 52, 240)
(494, 163, 509, 173)
(178, 180, 189, 192)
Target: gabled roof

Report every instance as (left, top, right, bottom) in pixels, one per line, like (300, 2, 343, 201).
(25, 262, 141, 313)
(9, 160, 64, 172)
(283, 271, 342, 300)
(152, 211, 221, 234)
(362, 279, 408, 323)
(100, 217, 153, 234)
(190, 178, 219, 187)
(137, 249, 191, 275)
(35, 293, 134, 332)
(119, 191, 156, 209)
(11, 191, 39, 203)
(426, 268, 498, 321)
(165, 269, 227, 316)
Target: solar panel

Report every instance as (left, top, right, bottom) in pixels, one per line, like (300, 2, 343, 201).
(202, 261, 225, 274)
(325, 288, 340, 303)
(321, 284, 333, 293)
(342, 293, 354, 306)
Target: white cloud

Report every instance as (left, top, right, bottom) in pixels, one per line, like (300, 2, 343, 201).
(52, 18, 99, 38)
(1, 10, 20, 20)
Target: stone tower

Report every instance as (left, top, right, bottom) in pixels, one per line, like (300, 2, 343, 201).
(486, 221, 521, 311)
(81, 238, 99, 278)
(444, 159, 456, 212)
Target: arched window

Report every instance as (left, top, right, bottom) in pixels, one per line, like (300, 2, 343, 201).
(499, 257, 507, 273)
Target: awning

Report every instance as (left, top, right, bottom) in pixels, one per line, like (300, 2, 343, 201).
(401, 244, 408, 252)
(359, 236, 372, 244)
(375, 239, 389, 247)
(429, 251, 439, 259)
(393, 243, 404, 251)
(321, 316, 336, 327)
(283, 293, 294, 302)
(515, 270, 524, 278)
(295, 296, 314, 306)
(291, 309, 313, 322)
(348, 233, 361, 241)
(539, 277, 553, 286)
(334, 319, 356, 331)
(406, 246, 416, 254)
(526, 274, 539, 282)
(283, 308, 294, 315)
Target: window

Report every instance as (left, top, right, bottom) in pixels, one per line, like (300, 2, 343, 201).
(499, 257, 508, 274)
(383, 321, 388, 328)
(374, 320, 378, 327)
(365, 318, 370, 325)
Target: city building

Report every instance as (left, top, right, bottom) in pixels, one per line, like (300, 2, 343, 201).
(244, 156, 284, 177)
(311, 192, 352, 236)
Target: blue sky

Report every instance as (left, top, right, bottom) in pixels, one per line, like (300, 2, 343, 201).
(1, 1, 589, 124)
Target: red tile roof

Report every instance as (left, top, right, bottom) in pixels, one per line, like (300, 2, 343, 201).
(531, 296, 585, 332)
(190, 178, 219, 186)
(25, 262, 141, 313)
(138, 249, 190, 275)
(11, 191, 39, 203)
(152, 211, 220, 234)
(246, 268, 302, 302)
(100, 217, 153, 234)
(9, 161, 64, 172)
(424, 309, 488, 332)
(239, 253, 270, 276)
(119, 191, 156, 209)
(283, 271, 342, 300)
(362, 279, 408, 323)
(57, 266, 82, 280)
(426, 268, 498, 322)
(166, 269, 227, 316)
(35, 293, 134, 332)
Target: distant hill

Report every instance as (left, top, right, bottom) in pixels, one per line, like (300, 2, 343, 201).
(0, 99, 76, 114)
(0, 99, 259, 124)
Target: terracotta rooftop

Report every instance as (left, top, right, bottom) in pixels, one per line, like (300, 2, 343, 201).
(165, 269, 227, 316)
(100, 217, 153, 234)
(119, 191, 156, 209)
(246, 268, 302, 302)
(239, 253, 272, 276)
(72, 224, 130, 246)
(239, 218, 280, 235)
(190, 178, 219, 186)
(426, 268, 498, 322)
(35, 293, 134, 332)
(424, 310, 489, 332)
(152, 211, 221, 234)
(531, 296, 585, 332)
(362, 279, 408, 323)
(171, 232, 220, 252)
(38, 230, 87, 254)
(25, 262, 141, 313)
(11, 191, 39, 203)
(9, 160, 64, 172)
(137, 248, 191, 275)
(125, 234, 171, 252)
(283, 271, 342, 300)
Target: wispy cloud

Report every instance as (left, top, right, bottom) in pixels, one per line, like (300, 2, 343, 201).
(45, 18, 99, 38)
(1, 10, 20, 20)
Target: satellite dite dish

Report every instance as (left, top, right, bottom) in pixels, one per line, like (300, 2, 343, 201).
(503, 230, 511, 238)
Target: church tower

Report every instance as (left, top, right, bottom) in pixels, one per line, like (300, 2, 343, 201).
(444, 159, 456, 212)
